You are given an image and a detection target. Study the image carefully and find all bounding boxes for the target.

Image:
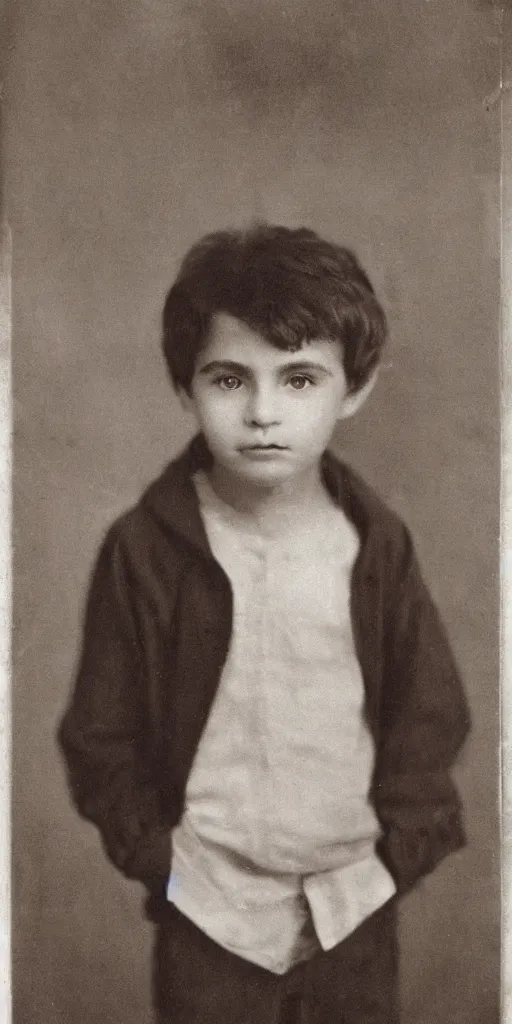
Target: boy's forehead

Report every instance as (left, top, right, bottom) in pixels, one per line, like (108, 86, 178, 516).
(196, 312, 342, 369)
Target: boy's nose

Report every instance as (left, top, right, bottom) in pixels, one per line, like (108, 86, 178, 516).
(245, 388, 281, 429)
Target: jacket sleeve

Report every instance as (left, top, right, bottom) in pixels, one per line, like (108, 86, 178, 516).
(58, 524, 172, 889)
(374, 524, 471, 894)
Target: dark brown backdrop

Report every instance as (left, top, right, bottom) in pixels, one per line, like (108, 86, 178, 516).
(7, 1, 501, 1021)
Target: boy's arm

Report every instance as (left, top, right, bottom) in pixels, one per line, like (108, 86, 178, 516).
(374, 524, 471, 895)
(58, 524, 171, 890)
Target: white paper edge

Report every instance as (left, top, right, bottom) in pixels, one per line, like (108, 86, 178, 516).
(0, 220, 12, 1024)
(502, 8, 511, 1022)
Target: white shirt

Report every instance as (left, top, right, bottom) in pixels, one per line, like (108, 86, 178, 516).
(168, 472, 395, 973)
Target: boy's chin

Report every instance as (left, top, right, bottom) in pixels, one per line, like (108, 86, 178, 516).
(220, 455, 314, 491)
(239, 468, 293, 489)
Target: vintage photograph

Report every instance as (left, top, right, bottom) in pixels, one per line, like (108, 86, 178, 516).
(7, 1, 502, 1022)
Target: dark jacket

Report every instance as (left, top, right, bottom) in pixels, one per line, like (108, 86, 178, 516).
(59, 435, 471, 916)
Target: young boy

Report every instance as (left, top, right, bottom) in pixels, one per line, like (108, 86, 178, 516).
(59, 224, 470, 1024)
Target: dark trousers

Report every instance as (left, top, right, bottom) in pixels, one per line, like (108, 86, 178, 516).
(153, 899, 399, 1024)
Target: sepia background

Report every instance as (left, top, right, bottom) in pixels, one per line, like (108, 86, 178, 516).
(6, 1, 501, 1021)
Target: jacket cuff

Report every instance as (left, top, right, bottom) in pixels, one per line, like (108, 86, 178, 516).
(123, 824, 172, 888)
(377, 807, 467, 894)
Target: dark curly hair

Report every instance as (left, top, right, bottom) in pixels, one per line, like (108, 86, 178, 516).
(162, 223, 387, 394)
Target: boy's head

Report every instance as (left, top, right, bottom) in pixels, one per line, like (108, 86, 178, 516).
(162, 224, 388, 489)
(163, 223, 387, 396)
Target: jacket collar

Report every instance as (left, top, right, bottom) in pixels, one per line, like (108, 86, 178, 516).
(142, 434, 378, 577)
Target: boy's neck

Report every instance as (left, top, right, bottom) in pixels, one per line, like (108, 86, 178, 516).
(206, 460, 333, 530)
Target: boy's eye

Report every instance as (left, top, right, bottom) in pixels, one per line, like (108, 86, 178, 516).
(216, 375, 242, 391)
(288, 374, 314, 390)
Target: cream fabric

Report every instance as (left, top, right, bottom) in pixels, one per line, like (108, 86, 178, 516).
(168, 471, 395, 973)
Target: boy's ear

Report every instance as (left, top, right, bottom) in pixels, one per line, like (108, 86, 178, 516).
(177, 386, 200, 430)
(177, 386, 195, 416)
(338, 370, 378, 421)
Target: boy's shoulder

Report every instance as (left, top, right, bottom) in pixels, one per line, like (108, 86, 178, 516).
(100, 439, 209, 569)
(322, 448, 410, 553)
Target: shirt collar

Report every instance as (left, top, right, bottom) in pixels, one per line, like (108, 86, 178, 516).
(142, 434, 378, 579)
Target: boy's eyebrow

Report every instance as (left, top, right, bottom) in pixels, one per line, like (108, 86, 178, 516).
(197, 359, 334, 377)
(197, 360, 250, 376)
(278, 360, 334, 376)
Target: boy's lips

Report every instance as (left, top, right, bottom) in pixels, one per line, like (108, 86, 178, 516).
(239, 444, 288, 451)
(238, 443, 289, 459)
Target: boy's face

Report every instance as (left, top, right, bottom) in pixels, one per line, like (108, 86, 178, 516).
(183, 313, 366, 490)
